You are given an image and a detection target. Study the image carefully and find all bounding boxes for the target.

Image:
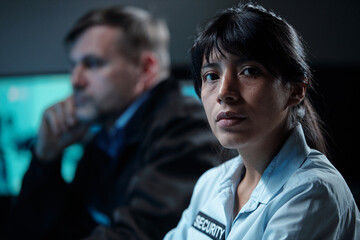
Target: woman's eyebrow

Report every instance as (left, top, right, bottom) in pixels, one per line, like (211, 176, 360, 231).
(233, 57, 251, 65)
(201, 56, 251, 70)
(201, 62, 220, 70)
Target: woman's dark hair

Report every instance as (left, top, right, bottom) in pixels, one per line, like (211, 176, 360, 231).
(191, 3, 328, 156)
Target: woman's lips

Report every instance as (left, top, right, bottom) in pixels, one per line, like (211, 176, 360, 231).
(216, 111, 246, 128)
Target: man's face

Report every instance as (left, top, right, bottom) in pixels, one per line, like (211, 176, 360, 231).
(69, 25, 141, 123)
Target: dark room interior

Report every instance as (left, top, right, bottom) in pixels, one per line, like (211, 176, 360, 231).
(1, 0, 359, 237)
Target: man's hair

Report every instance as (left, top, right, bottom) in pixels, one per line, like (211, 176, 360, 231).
(65, 5, 170, 69)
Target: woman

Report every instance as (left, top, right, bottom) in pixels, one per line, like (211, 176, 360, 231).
(165, 3, 359, 239)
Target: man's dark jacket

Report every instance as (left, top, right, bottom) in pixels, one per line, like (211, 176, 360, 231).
(9, 79, 234, 239)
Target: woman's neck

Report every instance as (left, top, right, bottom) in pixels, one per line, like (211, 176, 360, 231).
(238, 123, 291, 179)
(233, 123, 292, 217)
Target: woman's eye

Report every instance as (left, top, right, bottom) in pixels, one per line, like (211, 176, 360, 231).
(242, 67, 260, 78)
(203, 73, 219, 82)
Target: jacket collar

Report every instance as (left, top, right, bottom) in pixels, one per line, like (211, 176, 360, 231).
(93, 78, 176, 160)
(122, 78, 178, 145)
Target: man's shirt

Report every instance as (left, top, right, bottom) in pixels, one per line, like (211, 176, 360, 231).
(90, 90, 151, 225)
(95, 90, 151, 160)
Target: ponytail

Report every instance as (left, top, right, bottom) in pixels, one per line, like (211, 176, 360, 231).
(296, 97, 329, 157)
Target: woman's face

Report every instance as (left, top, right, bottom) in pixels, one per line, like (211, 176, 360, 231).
(200, 51, 294, 152)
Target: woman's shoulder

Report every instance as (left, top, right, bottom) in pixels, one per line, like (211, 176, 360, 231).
(285, 150, 355, 210)
(265, 151, 359, 240)
(292, 150, 346, 186)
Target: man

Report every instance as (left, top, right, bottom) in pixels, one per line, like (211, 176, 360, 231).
(9, 6, 233, 240)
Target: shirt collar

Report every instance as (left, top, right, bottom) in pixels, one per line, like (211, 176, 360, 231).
(252, 124, 311, 204)
(113, 90, 151, 132)
(94, 90, 151, 159)
(219, 124, 310, 205)
(219, 155, 243, 189)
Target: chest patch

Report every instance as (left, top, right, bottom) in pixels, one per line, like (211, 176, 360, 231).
(192, 211, 226, 240)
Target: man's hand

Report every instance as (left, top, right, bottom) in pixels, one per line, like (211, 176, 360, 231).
(35, 96, 90, 162)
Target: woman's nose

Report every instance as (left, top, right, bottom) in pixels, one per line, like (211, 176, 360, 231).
(217, 70, 240, 104)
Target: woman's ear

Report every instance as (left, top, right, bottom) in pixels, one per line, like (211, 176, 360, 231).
(287, 80, 306, 107)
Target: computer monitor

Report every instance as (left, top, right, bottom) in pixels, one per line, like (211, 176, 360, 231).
(0, 74, 82, 195)
(0, 73, 197, 196)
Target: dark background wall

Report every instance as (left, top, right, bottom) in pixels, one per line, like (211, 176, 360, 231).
(1, 0, 359, 75)
(0, 0, 359, 196)
(0, 0, 243, 75)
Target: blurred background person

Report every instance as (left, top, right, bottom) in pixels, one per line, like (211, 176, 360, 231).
(7, 5, 235, 240)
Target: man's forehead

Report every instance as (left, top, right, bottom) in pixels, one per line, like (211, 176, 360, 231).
(70, 25, 122, 59)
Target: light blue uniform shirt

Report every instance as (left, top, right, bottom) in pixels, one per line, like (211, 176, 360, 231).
(165, 124, 360, 239)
